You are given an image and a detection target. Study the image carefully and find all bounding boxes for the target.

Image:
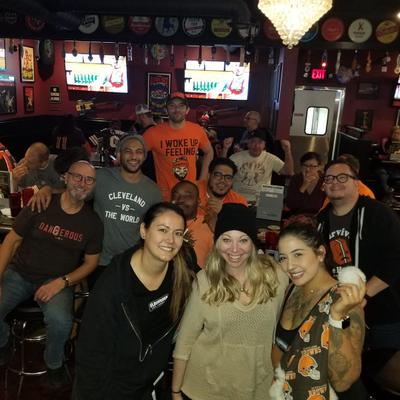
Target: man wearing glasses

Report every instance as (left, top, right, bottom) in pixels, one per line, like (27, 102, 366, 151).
(144, 92, 214, 200)
(317, 159, 400, 354)
(0, 160, 103, 388)
(196, 158, 247, 232)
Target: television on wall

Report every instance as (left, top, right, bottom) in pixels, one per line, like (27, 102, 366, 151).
(65, 53, 128, 93)
(393, 75, 400, 107)
(184, 60, 250, 100)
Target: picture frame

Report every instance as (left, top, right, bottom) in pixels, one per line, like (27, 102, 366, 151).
(0, 39, 6, 71)
(356, 82, 379, 99)
(355, 109, 373, 131)
(0, 74, 17, 115)
(49, 85, 61, 103)
(20, 45, 35, 82)
(23, 86, 34, 113)
(147, 72, 171, 116)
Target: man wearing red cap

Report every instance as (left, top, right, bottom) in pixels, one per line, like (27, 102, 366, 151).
(143, 92, 213, 200)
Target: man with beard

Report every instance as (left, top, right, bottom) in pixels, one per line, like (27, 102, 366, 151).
(196, 158, 247, 231)
(0, 161, 103, 388)
(31, 135, 161, 284)
(144, 92, 213, 200)
(171, 180, 213, 268)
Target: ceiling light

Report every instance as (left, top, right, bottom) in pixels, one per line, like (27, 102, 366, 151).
(258, 0, 333, 49)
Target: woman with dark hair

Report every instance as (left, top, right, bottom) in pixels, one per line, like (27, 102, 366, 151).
(172, 203, 288, 400)
(285, 152, 325, 215)
(271, 221, 366, 399)
(73, 202, 196, 400)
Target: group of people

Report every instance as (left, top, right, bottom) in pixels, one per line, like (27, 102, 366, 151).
(0, 93, 398, 400)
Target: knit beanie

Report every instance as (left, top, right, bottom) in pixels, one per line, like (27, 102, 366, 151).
(116, 134, 147, 160)
(214, 203, 257, 244)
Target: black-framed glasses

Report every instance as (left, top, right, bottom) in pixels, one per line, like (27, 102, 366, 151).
(212, 171, 233, 182)
(323, 173, 357, 184)
(67, 172, 96, 185)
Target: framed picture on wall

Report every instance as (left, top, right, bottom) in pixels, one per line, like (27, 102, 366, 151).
(20, 45, 35, 82)
(355, 109, 373, 131)
(147, 72, 171, 116)
(0, 74, 16, 115)
(356, 82, 379, 99)
(23, 86, 34, 113)
(0, 39, 6, 71)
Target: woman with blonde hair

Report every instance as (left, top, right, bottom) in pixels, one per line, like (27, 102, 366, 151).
(172, 203, 288, 400)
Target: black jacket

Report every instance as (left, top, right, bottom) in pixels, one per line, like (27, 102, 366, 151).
(317, 196, 400, 326)
(74, 246, 180, 400)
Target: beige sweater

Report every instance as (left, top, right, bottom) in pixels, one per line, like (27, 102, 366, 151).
(173, 268, 288, 400)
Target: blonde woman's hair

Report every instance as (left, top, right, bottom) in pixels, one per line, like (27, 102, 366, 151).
(202, 238, 279, 305)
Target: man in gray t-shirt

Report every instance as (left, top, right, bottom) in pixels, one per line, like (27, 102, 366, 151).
(94, 135, 161, 267)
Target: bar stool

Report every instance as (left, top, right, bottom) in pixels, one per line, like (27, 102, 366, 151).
(4, 298, 47, 399)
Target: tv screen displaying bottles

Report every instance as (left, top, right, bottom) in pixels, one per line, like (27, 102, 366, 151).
(65, 53, 128, 93)
(184, 60, 250, 100)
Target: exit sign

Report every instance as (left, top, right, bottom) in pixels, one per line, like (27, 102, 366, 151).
(311, 69, 326, 80)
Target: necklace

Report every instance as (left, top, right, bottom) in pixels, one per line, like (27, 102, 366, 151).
(240, 285, 250, 296)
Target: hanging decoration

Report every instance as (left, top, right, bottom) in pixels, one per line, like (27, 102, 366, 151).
(334, 50, 341, 75)
(88, 41, 93, 62)
(257, 0, 332, 48)
(127, 43, 133, 62)
(395, 54, 400, 75)
(365, 51, 372, 73)
(99, 42, 104, 63)
(170, 45, 175, 67)
(144, 44, 148, 65)
(72, 41, 78, 57)
(381, 51, 390, 73)
(114, 43, 120, 61)
(303, 50, 311, 78)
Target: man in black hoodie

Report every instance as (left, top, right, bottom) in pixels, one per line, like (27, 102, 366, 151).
(317, 159, 400, 391)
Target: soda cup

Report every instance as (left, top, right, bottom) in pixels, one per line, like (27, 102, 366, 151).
(9, 192, 21, 217)
(22, 187, 34, 207)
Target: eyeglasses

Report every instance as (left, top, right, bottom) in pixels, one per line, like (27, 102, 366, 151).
(323, 173, 357, 184)
(67, 171, 96, 185)
(212, 171, 234, 182)
(301, 163, 319, 169)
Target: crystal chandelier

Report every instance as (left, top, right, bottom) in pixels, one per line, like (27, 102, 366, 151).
(258, 0, 333, 49)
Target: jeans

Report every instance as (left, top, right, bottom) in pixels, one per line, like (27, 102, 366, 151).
(0, 267, 74, 369)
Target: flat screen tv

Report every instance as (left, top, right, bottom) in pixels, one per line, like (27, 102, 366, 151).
(393, 75, 400, 107)
(65, 53, 128, 93)
(184, 60, 250, 100)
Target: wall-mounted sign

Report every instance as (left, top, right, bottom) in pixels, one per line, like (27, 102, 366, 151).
(348, 18, 372, 43)
(49, 85, 61, 103)
(182, 18, 206, 38)
(376, 20, 399, 44)
(128, 16, 152, 35)
(311, 68, 326, 80)
(79, 15, 99, 34)
(101, 16, 125, 34)
(147, 72, 171, 115)
(155, 17, 179, 37)
(0, 74, 16, 115)
(300, 23, 319, 43)
(211, 19, 232, 38)
(25, 16, 45, 32)
(321, 18, 345, 42)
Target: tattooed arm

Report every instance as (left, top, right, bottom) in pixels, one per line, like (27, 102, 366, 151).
(328, 283, 366, 392)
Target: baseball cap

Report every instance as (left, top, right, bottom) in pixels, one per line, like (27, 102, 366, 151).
(135, 104, 151, 116)
(167, 92, 188, 106)
(248, 129, 266, 142)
